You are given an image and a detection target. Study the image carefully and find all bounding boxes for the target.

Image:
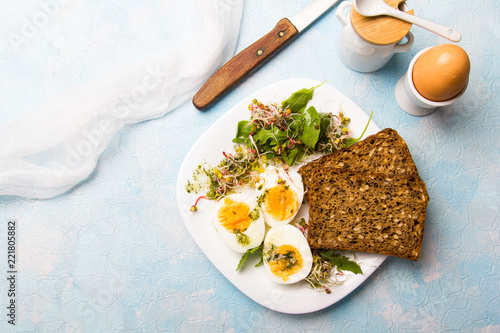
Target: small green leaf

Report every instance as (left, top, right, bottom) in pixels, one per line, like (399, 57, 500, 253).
(343, 110, 373, 148)
(282, 146, 300, 166)
(252, 127, 288, 145)
(319, 251, 363, 274)
(236, 252, 250, 271)
(318, 113, 334, 143)
(232, 120, 252, 144)
(236, 244, 263, 271)
(265, 152, 275, 160)
(255, 257, 264, 267)
(283, 81, 325, 114)
(298, 106, 321, 149)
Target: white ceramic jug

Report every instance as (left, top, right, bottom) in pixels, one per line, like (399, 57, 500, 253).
(336, 1, 414, 73)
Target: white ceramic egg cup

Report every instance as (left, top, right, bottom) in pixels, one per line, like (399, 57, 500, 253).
(395, 47, 468, 116)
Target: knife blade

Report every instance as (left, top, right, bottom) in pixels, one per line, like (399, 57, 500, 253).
(192, 0, 340, 110)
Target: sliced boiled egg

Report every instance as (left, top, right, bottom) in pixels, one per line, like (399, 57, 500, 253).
(255, 166, 304, 228)
(263, 225, 313, 284)
(212, 192, 265, 253)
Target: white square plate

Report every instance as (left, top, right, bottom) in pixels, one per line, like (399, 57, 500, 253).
(176, 78, 386, 314)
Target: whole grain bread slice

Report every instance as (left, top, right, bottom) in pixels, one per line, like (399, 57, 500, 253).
(306, 168, 428, 260)
(299, 128, 419, 191)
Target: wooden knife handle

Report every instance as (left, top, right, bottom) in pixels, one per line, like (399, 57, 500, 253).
(193, 18, 299, 110)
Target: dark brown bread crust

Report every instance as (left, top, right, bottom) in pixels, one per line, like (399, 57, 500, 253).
(307, 168, 428, 260)
(299, 128, 419, 191)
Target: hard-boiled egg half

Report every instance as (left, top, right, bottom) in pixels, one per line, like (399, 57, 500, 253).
(263, 225, 313, 284)
(256, 166, 304, 228)
(212, 192, 265, 253)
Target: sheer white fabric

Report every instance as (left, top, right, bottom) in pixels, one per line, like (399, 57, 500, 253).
(0, 0, 243, 198)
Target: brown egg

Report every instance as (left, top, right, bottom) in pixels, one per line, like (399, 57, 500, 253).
(412, 44, 471, 102)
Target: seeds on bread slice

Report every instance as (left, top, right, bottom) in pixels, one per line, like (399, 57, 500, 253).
(299, 128, 419, 191)
(306, 168, 428, 261)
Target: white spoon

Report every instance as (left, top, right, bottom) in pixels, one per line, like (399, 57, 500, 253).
(353, 0, 462, 42)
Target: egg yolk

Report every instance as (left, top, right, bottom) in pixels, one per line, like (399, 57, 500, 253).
(217, 197, 252, 233)
(268, 244, 303, 282)
(264, 184, 299, 221)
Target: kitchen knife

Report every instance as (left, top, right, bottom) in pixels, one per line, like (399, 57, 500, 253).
(192, 0, 339, 110)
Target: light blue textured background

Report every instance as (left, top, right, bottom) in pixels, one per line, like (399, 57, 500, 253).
(0, 0, 499, 332)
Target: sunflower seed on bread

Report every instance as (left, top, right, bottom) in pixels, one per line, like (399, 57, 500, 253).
(306, 168, 428, 261)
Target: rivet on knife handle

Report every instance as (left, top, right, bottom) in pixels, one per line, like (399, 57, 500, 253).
(193, 18, 299, 110)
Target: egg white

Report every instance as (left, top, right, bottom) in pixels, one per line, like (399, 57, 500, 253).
(262, 224, 313, 284)
(255, 166, 304, 228)
(212, 192, 265, 253)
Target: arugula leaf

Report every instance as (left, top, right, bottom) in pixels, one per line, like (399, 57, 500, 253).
(282, 146, 300, 166)
(255, 256, 264, 267)
(252, 127, 288, 146)
(265, 152, 275, 160)
(295, 149, 309, 164)
(232, 120, 252, 144)
(318, 113, 334, 143)
(343, 110, 373, 148)
(236, 244, 263, 271)
(319, 251, 363, 274)
(236, 251, 250, 271)
(282, 81, 324, 114)
(298, 106, 321, 149)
